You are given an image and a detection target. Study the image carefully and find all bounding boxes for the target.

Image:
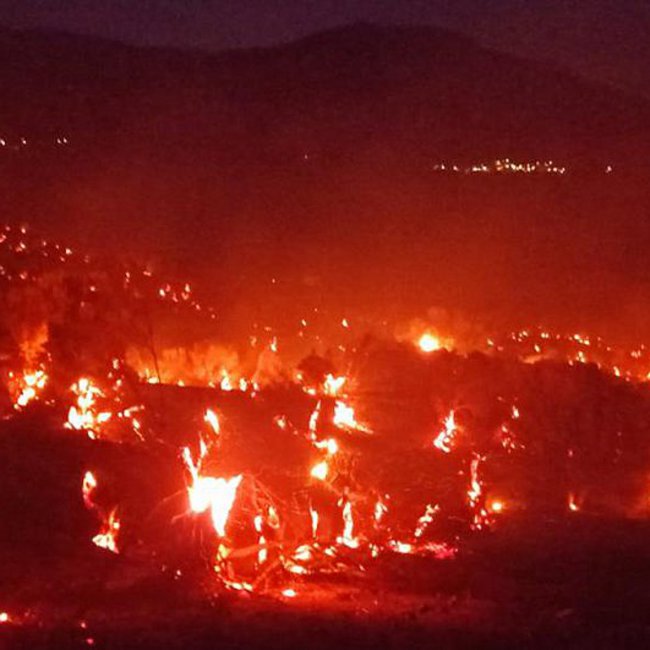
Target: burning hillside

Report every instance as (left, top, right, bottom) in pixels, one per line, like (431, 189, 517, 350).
(0, 222, 649, 648)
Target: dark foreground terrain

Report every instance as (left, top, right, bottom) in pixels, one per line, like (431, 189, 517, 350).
(1, 514, 649, 650)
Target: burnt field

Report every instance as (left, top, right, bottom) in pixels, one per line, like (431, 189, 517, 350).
(1, 477, 649, 650)
(1, 346, 650, 649)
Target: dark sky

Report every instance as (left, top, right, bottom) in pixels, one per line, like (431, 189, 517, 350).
(0, 0, 649, 97)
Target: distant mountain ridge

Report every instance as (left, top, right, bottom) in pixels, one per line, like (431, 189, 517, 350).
(0, 22, 648, 164)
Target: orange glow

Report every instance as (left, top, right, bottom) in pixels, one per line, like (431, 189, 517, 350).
(418, 333, 441, 353)
(489, 500, 505, 513)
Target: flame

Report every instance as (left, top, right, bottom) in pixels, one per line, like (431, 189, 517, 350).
(309, 506, 319, 538)
(568, 493, 580, 512)
(81, 471, 120, 554)
(388, 541, 414, 554)
(374, 497, 388, 527)
(313, 437, 338, 455)
(308, 400, 321, 437)
(182, 445, 242, 537)
(65, 378, 112, 438)
(82, 471, 97, 510)
(337, 497, 358, 548)
(414, 503, 440, 538)
(333, 400, 371, 433)
(468, 455, 489, 530)
(220, 371, 234, 391)
(433, 410, 458, 453)
(254, 514, 267, 565)
(204, 409, 220, 436)
(92, 509, 120, 554)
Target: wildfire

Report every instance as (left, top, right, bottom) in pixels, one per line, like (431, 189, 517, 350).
(6, 221, 650, 602)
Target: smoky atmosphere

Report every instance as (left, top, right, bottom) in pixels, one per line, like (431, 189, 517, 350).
(0, 3, 649, 650)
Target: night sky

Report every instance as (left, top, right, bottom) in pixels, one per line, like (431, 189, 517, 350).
(0, 0, 648, 97)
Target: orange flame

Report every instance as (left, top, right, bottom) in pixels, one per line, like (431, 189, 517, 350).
(433, 410, 457, 453)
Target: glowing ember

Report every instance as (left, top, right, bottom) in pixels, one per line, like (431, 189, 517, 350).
(489, 499, 505, 513)
(568, 493, 580, 512)
(0, 612, 10, 624)
(414, 503, 440, 538)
